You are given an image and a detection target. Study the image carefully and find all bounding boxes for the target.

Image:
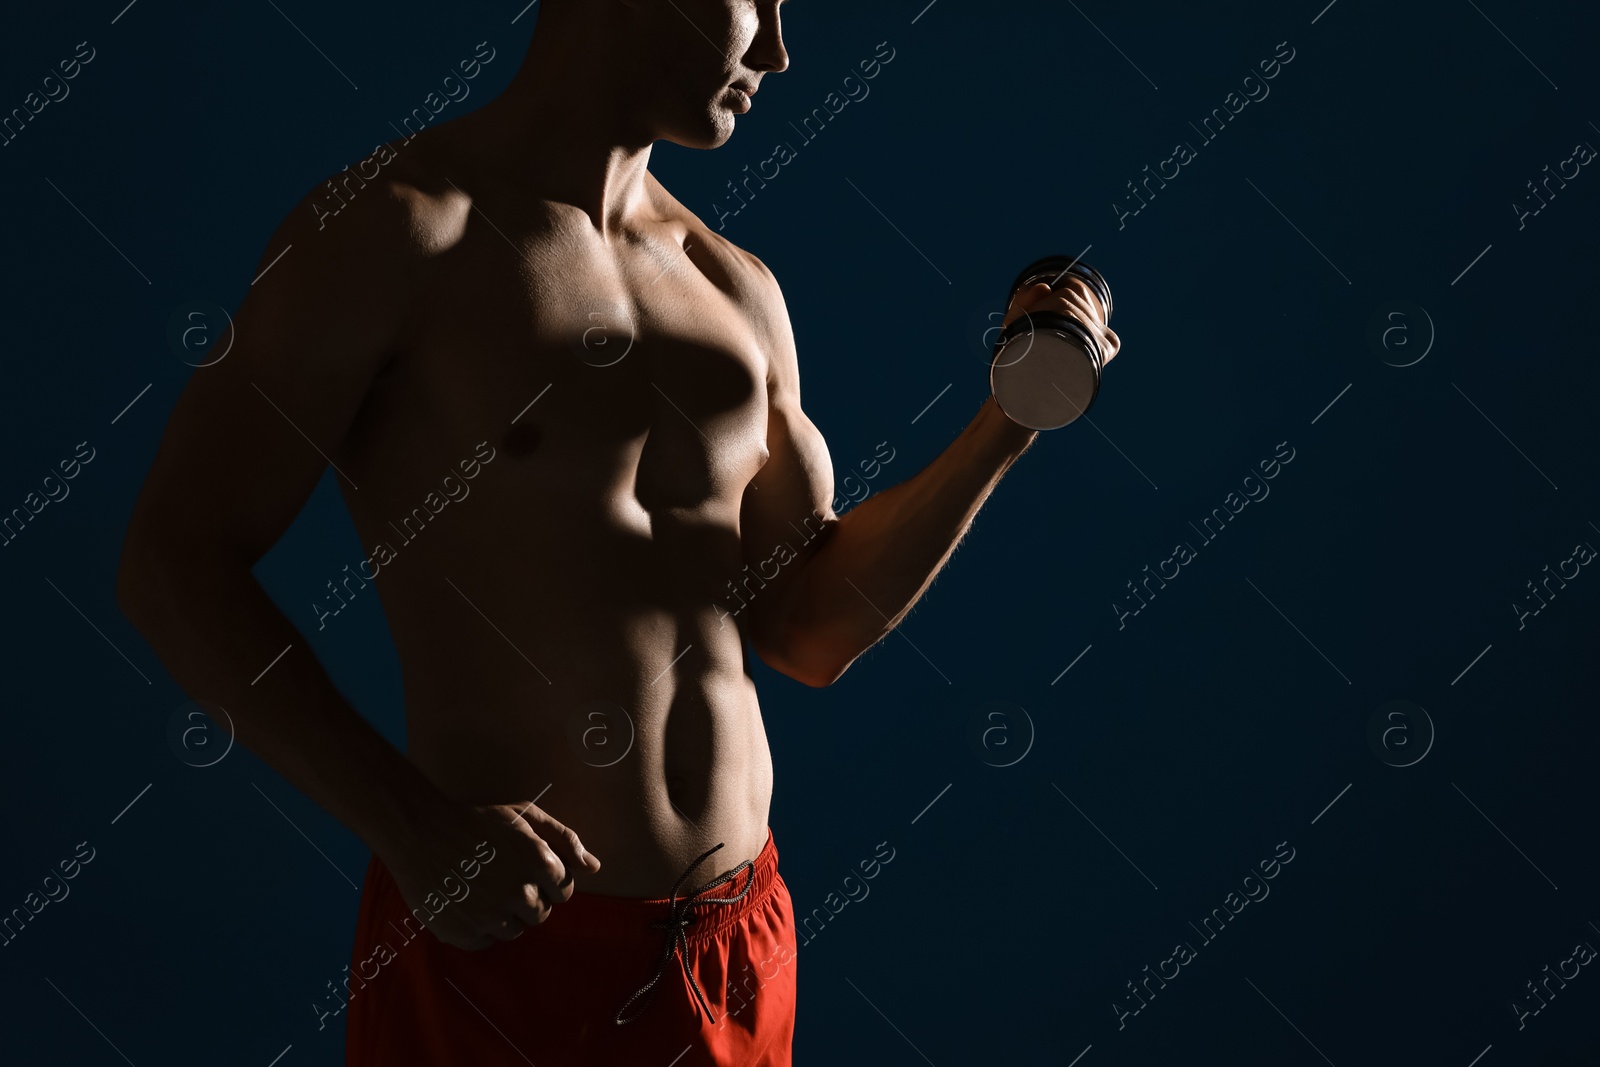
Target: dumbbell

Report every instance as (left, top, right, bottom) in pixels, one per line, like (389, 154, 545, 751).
(989, 255, 1114, 431)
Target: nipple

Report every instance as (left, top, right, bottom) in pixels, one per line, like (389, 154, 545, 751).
(505, 421, 542, 456)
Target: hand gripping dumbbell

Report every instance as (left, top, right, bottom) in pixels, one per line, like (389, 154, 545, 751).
(989, 255, 1114, 431)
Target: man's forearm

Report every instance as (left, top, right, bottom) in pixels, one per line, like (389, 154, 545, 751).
(120, 557, 449, 857)
(774, 394, 1038, 683)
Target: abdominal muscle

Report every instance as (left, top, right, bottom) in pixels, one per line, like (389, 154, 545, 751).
(375, 499, 776, 900)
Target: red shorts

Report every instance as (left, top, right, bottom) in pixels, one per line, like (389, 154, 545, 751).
(345, 829, 797, 1066)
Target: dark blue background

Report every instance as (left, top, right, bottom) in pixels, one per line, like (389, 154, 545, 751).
(2, 1, 1597, 1064)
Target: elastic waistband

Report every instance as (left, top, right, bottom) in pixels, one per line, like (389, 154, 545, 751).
(541, 829, 779, 946)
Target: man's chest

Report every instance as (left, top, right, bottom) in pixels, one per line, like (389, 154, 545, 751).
(364, 217, 775, 507)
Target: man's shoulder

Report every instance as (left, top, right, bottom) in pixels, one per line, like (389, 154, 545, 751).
(694, 224, 771, 279)
(674, 219, 800, 392)
(239, 135, 471, 353)
(692, 223, 795, 361)
(672, 214, 790, 352)
(275, 133, 470, 270)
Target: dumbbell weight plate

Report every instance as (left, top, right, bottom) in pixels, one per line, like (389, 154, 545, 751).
(989, 311, 1103, 431)
(990, 254, 1113, 431)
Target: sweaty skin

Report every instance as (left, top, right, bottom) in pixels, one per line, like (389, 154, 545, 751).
(116, 0, 1118, 948)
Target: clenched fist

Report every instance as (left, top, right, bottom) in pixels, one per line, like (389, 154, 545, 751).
(1002, 273, 1121, 366)
(379, 799, 602, 950)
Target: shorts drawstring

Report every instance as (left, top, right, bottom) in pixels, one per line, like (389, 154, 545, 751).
(614, 842, 755, 1026)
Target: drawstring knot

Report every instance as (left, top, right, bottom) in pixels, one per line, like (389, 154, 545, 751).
(614, 842, 754, 1026)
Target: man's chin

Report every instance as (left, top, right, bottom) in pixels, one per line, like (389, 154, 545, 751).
(662, 112, 736, 151)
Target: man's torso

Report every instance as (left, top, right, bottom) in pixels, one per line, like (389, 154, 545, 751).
(325, 120, 781, 895)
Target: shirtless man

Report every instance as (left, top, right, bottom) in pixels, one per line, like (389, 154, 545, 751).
(116, 1, 1118, 1063)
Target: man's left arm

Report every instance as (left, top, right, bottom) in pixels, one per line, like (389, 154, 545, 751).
(737, 260, 1116, 687)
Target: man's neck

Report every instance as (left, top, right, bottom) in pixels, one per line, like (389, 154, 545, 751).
(474, 35, 660, 238)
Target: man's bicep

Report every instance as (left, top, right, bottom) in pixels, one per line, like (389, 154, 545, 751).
(744, 391, 836, 559)
(125, 186, 414, 568)
(736, 366, 835, 676)
(737, 387, 835, 671)
(738, 254, 836, 575)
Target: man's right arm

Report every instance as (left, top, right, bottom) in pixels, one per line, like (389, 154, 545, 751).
(118, 180, 439, 852)
(116, 179, 595, 945)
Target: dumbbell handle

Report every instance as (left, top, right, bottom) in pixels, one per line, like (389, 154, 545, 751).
(1008, 256, 1112, 322)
